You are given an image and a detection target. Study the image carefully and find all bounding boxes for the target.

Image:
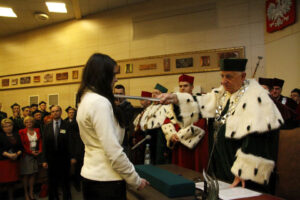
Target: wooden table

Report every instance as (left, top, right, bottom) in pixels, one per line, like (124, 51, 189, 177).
(127, 164, 283, 200)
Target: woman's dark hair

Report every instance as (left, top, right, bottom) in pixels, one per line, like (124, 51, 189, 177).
(76, 53, 124, 127)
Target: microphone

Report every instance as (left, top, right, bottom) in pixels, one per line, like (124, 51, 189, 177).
(131, 135, 151, 150)
(258, 56, 263, 60)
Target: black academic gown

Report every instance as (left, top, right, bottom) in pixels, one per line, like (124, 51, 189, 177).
(208, 101, 279, 194)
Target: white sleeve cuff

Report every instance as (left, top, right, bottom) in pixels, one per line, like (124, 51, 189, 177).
(231, 149, 275, 185)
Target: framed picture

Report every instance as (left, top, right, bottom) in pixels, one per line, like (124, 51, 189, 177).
(139, 63, 157, 71)
(176, 57, 193, 68)
(125, 64, 133, 73)
(44, 73, 53, 83)
(200, 56, 210, 66)
(218, 51, 240, 66)
(11, 78, 18, 85)
(115, 65, 121, 74)
(72, 70, 79, 79)
(61, 72, 68, 80)
(56, 73, 62, 80)
(20, 76, 31, 84)
(2, 79, 9, 87)
(163, 58, 171, 72)
(33, 76, 40, 83)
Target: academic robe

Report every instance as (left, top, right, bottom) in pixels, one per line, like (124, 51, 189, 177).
(174, 79, 283, 193)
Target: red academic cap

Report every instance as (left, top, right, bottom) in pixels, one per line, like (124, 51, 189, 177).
(179, 74, 194, 85)
(141, 91, 152, 98)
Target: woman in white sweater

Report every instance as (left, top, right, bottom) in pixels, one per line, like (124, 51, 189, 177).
(76, 53, 148, 200)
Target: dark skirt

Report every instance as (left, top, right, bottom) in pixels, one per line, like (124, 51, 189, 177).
(0, 159, 20, 183)
(82, 178, 126, 200)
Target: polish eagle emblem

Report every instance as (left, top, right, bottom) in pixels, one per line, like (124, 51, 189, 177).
(267, 0, 292, 28)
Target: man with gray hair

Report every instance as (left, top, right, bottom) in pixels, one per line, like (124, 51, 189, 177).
(160, 58, 283, 193)
(42, 105, 73, 200)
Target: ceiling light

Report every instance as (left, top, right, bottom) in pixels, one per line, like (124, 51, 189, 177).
(0, 7, 17, 17)
(46, 2, 67, 13)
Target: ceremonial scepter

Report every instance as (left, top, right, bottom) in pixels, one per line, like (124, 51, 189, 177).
(114, 94, 160, 102)
(252, 56, 263, 78)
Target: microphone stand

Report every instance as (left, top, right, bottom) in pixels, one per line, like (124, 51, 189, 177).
(131, 135, 151, 150)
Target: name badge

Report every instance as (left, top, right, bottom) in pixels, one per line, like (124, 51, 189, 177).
(60, 129, 66, 134)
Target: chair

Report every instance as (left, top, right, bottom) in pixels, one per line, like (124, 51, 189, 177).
(275, 127, 300, 200)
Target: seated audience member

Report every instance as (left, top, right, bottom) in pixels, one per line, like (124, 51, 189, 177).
(19, 116, 42, 200)
(0, 119, 23, 200)
(9, 103, 24, 132)
(42, 105, 72, 200)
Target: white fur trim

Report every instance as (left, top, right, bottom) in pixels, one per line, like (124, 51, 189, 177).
(231, 149, 275, 185)
(177, 125, 205, 149)
(226, 79, 284, 139)
(175, 93, 200, 128)
(140, 104, 171, 131)
(195, 87, 223, 118)
(161, 123, 177, 148)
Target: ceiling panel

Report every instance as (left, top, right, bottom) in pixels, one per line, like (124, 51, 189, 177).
(0, 0, 147, 38)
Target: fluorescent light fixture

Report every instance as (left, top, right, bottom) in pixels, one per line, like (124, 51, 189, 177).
(0, 7, 17, 17)
(46, 2, 67, 13)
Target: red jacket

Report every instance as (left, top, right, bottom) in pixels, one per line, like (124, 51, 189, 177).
(19, 128, 42, 155)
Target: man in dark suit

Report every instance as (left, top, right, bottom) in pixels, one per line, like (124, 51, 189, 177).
(42, 105, 72, 200)
(64, 106, 84, 192)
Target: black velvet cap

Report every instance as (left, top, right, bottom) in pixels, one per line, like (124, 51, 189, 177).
(273, 78, 284, 88)
(39, 101, 46, 105)
(10, 103, 20, 109)
(22, 106, 30, 111)
(291, 88, 300, 95)
(32, 110, 41, 116)
(65, 106, 76, 113)
(258, 77, 273, 88)
(220, 58, 248, 71)
(30, 103, 38, 108)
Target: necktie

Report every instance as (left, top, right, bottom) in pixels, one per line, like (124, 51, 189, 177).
(54, 121, 59, 148)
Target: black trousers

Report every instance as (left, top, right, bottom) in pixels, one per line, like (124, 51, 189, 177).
(48, 161, 71, 200)
(82, 178, 126, 200)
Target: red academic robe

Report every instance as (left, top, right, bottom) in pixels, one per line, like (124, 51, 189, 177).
(164, 118, 209, 172)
